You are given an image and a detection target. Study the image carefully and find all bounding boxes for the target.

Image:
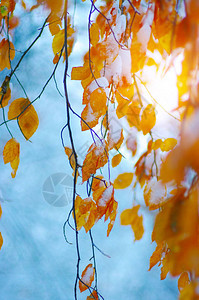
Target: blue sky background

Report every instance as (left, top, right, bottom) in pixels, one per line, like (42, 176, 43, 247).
(0, 2, 178, 299)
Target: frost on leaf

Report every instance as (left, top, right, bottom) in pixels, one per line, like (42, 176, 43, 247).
(3, 138, 20, 178)
(82, 142, 108, 183)
(79, 263, 95, 293)
(8, 98, 39, 140)
(144, 177, 167, 210)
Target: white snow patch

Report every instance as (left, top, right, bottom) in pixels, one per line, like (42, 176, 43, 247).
(98, 185, 113, 207)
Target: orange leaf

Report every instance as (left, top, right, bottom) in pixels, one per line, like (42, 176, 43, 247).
(75, 196, 97, 232)
(90, 88, 107, 114)
(140, 104, 156, 135)
(0, 39, 15, 71)
(64, 147, 77, 176)
(79, 264, 95, 293)
(3, 138, 20, 178)
(160, 138, 177, 152)
(81, 103, 100, 131)
(113, 172, 133, 189)
(87, 290, 99, 299)
(43, 0, 64, 14)
(149, 242, 165, 271)
(8, 98, 39, 140)
(111, 153, 122, 168)
(0, 232, 3, 250)
(82, 142, 108, 182)
(144, 178, 167, 210)
(178, 272, 190, 292)
(90, 23, 100, 47)
(160, 255, 170, 280)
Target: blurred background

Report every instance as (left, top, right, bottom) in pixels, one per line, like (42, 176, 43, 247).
(0, 1, 178, 299)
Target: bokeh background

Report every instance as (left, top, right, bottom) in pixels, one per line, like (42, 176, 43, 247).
(0, 2, 178, 299)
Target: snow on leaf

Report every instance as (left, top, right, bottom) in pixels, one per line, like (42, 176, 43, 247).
(79, 264, 95, 293)
(140, 104, 156, 135)
(144, 177, 167, 210)
(75, 196, 97, 232)
(8, 98, 39, 140)
(82, 142, 108, 183)
(90, 88, 107, 114)
(3, 138, 20, 178)
(113, 172, 133, 189)
(81, 103, 100, 131)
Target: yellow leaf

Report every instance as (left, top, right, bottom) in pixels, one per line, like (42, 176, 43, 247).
(48, 14, 62, 36)
(131, 214, 144, 241)
(152, 139, 162, 150)
(90, 88, 107, 114)
(111, 153, 122, 168)
(113, 172, 133, 189)
(126, 100, 141, 129)
(71, 65, 91, 81)
(160, 138, 177, 152)
(79, 264, 95, 293)
(3, 138, 20, 178)
(140, 104, 156, 135)
(8, 98, 39, 140)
